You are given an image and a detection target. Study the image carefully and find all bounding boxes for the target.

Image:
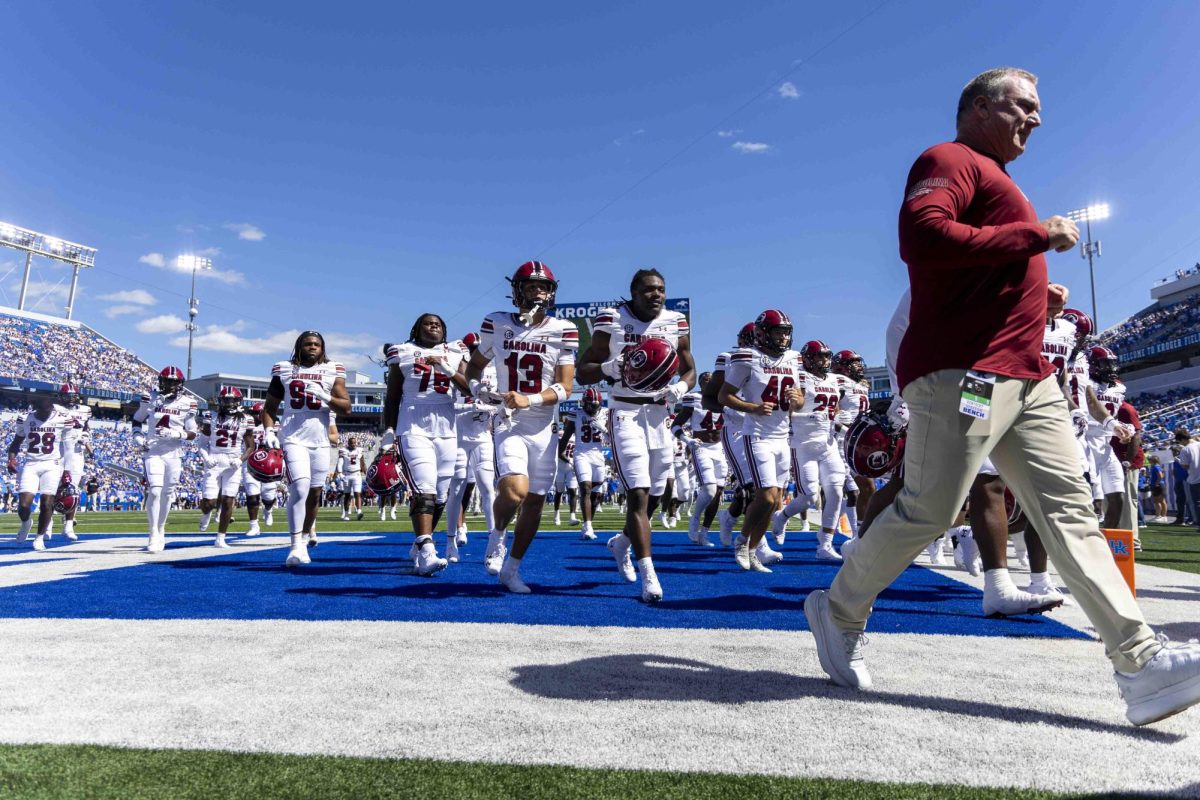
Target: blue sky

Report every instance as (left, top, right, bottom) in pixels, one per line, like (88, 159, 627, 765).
(1, 2, 1197, 383)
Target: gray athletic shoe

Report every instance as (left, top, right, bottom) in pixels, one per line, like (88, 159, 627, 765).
(1116, 635, 1200, 726)
(804, 589, 872, 690)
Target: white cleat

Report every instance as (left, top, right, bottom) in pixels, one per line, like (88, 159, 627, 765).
(415, 538, 448, 576)
(554, 513, 562, 527)
(696, 528, 715, 548)
(64, 521, 77, 541)
(264, 509, 274, 527)
(718, 509, 736, 548)
(756, 541, 783, 566)
(1026, 582, 1073, 607)
(32, 535, 46, 551)
(640, 562, 663, 603)
(770, 510, 789, 545)
(390, 508, 398, 521)
(456, 524, 468, 546)
(569, 515, 579, 526)
(340, 513, 349, 522)
(1115, 635, 1200, 726)
(246, 521, 261, 537)
(733, 535, 751, 570)
(953, 532, 981, 576)
(379, 508, 386, 521)
(214, 535, 231, 549)
(926, 537, 946, 566)
(607, 534, 637, 582)
(499, 561, 531, 594)
(982, 587, 1064, 618)
(285, 536, 310, 567)
(580, 523, 597, 541)
(484, 533, 506, 576)
(804, 590, 872, 690)
(146, 534, 166, 554)
(815, 542, 843, 561)
(748, 550, 772, 573)
(446, 534, 460, 564)
(687, 519, 701, 544)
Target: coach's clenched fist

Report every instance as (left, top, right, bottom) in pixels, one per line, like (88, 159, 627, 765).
(1041, 215, 1080, 253)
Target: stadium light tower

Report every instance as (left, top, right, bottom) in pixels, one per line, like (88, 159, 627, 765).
(1066, 203, 1110, 329)
(0, 221, 97, 320)
(177, 254, 212, 380)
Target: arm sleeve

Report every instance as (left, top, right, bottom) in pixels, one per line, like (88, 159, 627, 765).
(898, 146, 1050, 269)
(477, 316, 496, 359)
(131, 396, 151, 424)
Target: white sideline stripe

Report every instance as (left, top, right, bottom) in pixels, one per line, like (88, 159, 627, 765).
(0, 536, 382, 589)
(0, 618, 1196, 796)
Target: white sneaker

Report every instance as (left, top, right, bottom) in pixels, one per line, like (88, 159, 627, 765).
(285, 535, 310, 567)
(379, 508, 386, 521)
(64, 521, 77, 541)
(770, 510, 788, 545)
(956, 533, 981, 576)
(264, 509, 274, 527)
(804, 590, 872, 690)
(756, 541, 783, 566)
(569, 515, 579, 526)
(340, 513, 349, 521)
(748, 550, 772, 573)
(246, 521, 261, 537)
(800, 518, 811, 533)
(456, 524, 468, 546)
(446, 534, 460, 564)
(484, 532, 506, 576)
(607, 534, 637, 582)
(815, 542, 842, 561)
(695, 528, 715, 548)
(733, 535, 750, 570)
(32, 535, 46, 551)
(415, 538, 448, 576)
(554, 513, 562, 526)
(718, 509, 735, 547)
(499, 560, 531, 594)
(215, 534, 231, 549)
(659, 511, 670, 529)
(580, 523, 596, 541)
(1026, 581, 1073, 607)
(390, 508, 398, 521)
(982, 587, 1064, 618)
(1115, 634, 1200, 726)
(146, 533, 165, 554)
(668, 514, 679, 529)
(926, 537, 946, 566)
(640, 561, 663, 603)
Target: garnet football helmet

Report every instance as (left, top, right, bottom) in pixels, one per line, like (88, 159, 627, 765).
(510, 261, 558, 313)
(158, 366, 185, 395)
(831, 349, 865, 381)
(753, 310, 792, 356)
(581, 386, 603, 415)
(737, 322, 755, 348)
(801, 340, 832, 376)
(218, 385, 243, 413)
(59, 382, 82, 406)
(366, 449, 405, 497)
(844, 411, 905, 479)
(247, 445, 285, 483)
(1060, 308, 1094, 347)
(622, 338, 680, 393)
(53, 472, 79, 514)
(1088, 345, 1120, 384)
(1003, 486, 1026, 529)
(461, 331, 480, 350)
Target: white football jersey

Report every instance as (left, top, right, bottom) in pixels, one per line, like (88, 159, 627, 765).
(679, 391, 722, 436)
(791, 371, 841, 446)
(339, 447, 363, 475)
(456, 363, 497, 443)
(723, 347, 801, 440)
(1042, 318, 1077, 382)
(572, 406, 609, 453)
(478, 311, 578, 434)
(834, 375, 870, 429)
(1088, 380, 1127, 442)
(1066, 352, 1090, 410)
(593, 303, 688, 407)
(17, 407, 77, 463)
(386, 341, 465, 438)
(60, 403, 92, 455)
(207, 411, 251, 456)
(271, 360, 345, 449)
(713, 351, 744, 434)
(133, 390, 199, 454)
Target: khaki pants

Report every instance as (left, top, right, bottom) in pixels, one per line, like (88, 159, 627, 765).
(1119, 467, 1139, 542)
(829, 370, 1160, 673)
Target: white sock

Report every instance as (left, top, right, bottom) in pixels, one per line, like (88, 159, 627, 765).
(984, 568, 1017, 596)
(145, 487, 162, 535)
(781, 494, 808, 518)
(845, 504, 859, 534)
(199, 510, 213, 530)
(501, 556, 521, 575)
(155, 488, 173, 532)
(637, 556, 654, 575)
(1028, 571, 1051, 591)
(819, 531, 834, 547)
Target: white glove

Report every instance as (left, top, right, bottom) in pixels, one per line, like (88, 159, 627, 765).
(264, 430, 281, 449)
(430, 357, 457, 377)
(665, 382, 689, 403)
(157, 427, 186, 440)
(470, 379, 504, 405)
(600, 355, 624, 382)
(133, 432, 147, 450)
(886, 396, 909, 431)
(381, 428, 396, 449)
(305, 382, 332, 405)
(1113, 421, 1136, 443)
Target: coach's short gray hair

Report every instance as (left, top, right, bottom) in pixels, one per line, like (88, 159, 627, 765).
(956, 67, 1038, 124)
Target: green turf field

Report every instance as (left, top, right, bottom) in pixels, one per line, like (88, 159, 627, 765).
(0, 744, 1093, 800)
(1136, 522, 1200, 575)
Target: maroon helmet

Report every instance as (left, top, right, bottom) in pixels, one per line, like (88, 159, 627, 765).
(622, 338, 680, 393)
(461, 331, 480, 349)
(218, 385, 243, 413)
(59, 382, 82, 405)
(510, 260, 558, 312)
(1087, 345, 1120, 384)
(158, 366, 185, 395)
(1003, 486, 1026, 529)
(831, 349, 865, 380)
(737, 322, 756, 348)
(247, 445, 285, 483)
(1061, 308, 1094, 345)
(753, 310, 792, 356)
(581, 386, 603, 415)
(366, 449, 404, 496)
(800, 340, 832, 376)
(844, 412, 905, 478)
(53, 471, 79, 514)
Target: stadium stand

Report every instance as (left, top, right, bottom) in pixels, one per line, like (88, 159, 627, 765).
(1097, 294, 1200, 355)
(1137, 388, 1200, 447)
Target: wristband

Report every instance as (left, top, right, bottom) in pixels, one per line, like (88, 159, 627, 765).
(527, 393, 546, 407)
(549, 383, 568, 403)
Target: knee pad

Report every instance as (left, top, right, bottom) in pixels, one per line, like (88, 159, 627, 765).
(409, 493, 438, 517)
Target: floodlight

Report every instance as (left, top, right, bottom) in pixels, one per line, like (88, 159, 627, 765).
(0, 219, 97, 319)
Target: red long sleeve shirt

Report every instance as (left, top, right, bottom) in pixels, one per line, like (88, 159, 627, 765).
(895, 141, 1056, 393)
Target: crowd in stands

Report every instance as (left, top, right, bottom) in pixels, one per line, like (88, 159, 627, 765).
(1097, 294, 1200, 356)
(0, 312, 157, 395)
(1137, 387, 1200, 448)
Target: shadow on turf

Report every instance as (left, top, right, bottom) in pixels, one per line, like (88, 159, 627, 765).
(511, 653, 1183, 743)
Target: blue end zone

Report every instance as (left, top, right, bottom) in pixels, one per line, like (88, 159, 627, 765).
(0, 532, 1088, 639)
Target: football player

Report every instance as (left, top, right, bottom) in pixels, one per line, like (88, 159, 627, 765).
(129, 366, 198, 552)
(671, 372, 726, 547)
(550, 416, 580, 527)
(198, 386, 251, 548)
(830, 350, 872, 535)
(445, 332, 497, 556)
(771, 340, 847, 560)
(263, 331, 351, 567)
(337, 437, 366, 522)
(241, 401, 278, 535)
(1087, 345, 1130, 528)
(6, 390, 77, 550)
(577, 268, 695, 603)
(559, 386, 608, 540)
(384, 313, 471, 576)
(719, 310, 804, 572)
(58, 382, 92, 541)
(465, 261, 578, 592)
(703, 322, 756, 545)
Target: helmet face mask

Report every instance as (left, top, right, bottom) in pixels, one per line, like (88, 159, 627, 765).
(1088, 346, 1120, 384)
(737, 322, 755, 349)
(801, 340, 832, 376)
(510, 261, 558, 316)
(832, 350, 865, 381)
(158, 366, 185, 396)
(582, 387, 603, 416)
(753, 310, 792, 356)
(218, 386, 243, 415)
(60, 383, 81, 407)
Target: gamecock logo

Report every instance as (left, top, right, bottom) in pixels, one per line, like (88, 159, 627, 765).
(627, 350, 649, 370)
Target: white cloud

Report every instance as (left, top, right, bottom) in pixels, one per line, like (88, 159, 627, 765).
(732, 141, 771, 154)
(137, 314, 190, 334)
(717, 129, 742, 138)
(98, 289, 156, 306)
(9, 280, 70, 305)
(104, 305, 146, 318)
(612, 129, 645, 147)
(223, 223, 266, 242)
(140, 251, 246, 286)
(778, 81, 800, 100)
(167, 326, 379, 368)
